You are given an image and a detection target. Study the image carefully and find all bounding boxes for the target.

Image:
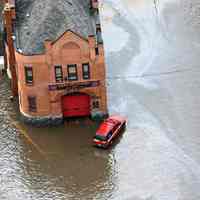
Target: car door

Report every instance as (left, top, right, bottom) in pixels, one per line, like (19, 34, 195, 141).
(113, 123, 120, 135)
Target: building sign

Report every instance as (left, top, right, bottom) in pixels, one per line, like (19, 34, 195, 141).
(48, 80, 100, 91)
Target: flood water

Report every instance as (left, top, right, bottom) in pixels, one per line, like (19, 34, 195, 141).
(1, 0, 200, 199)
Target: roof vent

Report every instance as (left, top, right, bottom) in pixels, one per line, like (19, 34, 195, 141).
(11, 35, 16, 40)
(18, 49, 23, 53)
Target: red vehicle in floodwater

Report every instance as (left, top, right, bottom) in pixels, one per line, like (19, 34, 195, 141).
(93, 115, 127, 148)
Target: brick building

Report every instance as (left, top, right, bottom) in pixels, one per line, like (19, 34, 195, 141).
(3, 0, 108, 125)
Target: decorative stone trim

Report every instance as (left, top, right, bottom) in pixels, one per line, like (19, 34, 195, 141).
(20, 113, 63, 127)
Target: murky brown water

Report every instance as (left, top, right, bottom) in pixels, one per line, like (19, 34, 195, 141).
(0, 78, 123, 199)
(17, 123, 117, 199)
(1, 0, 200, 199)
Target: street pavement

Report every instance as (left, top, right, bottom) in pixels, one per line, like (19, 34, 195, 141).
(100, 0, 200, 199)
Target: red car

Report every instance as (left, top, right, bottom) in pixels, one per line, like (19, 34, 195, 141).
(93, 115, 127, 148)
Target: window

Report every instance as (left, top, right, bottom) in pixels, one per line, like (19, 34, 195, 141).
(67, 64, 78, 81)
(93, 100, 99, 109)
(25, 66, 33, 84)
(95, 47, 99, 56)
(82, 63, 90, 80)
(28, 96, 37, 112)
(55, 66, 63, 82)
(3, 28, 7, 43)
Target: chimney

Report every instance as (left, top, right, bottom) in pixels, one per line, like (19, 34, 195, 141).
(3, 2, 18, 96)
(90, 0, 99, 9)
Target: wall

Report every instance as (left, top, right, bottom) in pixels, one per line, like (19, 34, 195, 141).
(16, 30, 107, 121)
(16, 52, 51, 118)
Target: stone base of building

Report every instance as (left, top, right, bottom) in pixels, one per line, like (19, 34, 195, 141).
(20, 113, 63, 127)
(20, 111, 109, 126)
(91, 111, 109, 121)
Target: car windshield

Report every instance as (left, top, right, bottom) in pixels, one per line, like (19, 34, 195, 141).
(95, 135, 106, 141)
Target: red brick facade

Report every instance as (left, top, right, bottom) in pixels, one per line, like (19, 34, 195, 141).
(3, 1, 108, 125)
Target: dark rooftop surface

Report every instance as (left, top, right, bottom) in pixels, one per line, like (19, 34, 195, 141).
(15, 0, 99, 55)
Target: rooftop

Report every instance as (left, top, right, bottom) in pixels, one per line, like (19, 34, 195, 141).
(14, 0, 100, 55)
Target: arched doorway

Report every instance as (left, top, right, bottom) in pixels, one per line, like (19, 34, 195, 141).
(62, 93, 91, 118)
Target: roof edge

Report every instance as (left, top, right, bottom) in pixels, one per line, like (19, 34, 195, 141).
(52, 29, 93, 45)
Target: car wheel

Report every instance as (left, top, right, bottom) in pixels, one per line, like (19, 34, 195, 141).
(121, 122, 126, 130)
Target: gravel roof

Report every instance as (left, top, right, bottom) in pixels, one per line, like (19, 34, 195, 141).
(14, 0, 98, 55)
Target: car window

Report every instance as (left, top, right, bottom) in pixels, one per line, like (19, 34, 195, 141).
(107, 131, 113, 140)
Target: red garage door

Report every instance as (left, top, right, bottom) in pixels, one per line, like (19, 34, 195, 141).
(62, 94, 90, 117)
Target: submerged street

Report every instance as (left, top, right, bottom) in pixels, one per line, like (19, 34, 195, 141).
(1, 0, 200, 199)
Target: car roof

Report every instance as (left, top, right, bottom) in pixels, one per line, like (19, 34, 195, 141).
(96, 118, 119, 137)
(109, 115, 126, 122)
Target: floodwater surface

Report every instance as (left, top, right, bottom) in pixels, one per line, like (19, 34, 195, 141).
(1, 0, 200, 199)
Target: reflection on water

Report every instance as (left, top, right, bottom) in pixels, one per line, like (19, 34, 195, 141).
(0, 77, 118, 199)
(15, 120, 117, 200)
